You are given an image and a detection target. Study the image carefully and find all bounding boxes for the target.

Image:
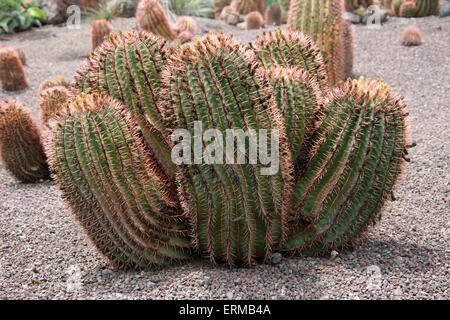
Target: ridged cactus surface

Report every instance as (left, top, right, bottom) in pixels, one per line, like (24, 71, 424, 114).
(267, 66, 321, 169)
(287, 0, 348, 86)
(73, 31, 175, 180)
(414, 0, 440, 17)
(252, 29, 330, 94)
(284, 79, 408, 255)
(160, 34, 293, 265)
(47, 94, 191, 269)
(0, 101, 49, 183)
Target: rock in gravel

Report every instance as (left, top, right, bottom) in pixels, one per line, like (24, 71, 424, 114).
(330, 250, 339, 260)
(109, 0, 139, 18)
(101, 269, 113, 277)
(343, 11, 362, 24)
(362, 8, 389, 25)
(440, 0, 450, 18)
(226, 292, 233, 299)
(271, 252, 282, 264)
(39, 0, 82, 25)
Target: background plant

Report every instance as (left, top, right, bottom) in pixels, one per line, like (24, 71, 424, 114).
(0, 0, 46, 34)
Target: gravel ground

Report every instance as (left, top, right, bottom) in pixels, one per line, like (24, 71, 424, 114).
(0, 16, 449, 300)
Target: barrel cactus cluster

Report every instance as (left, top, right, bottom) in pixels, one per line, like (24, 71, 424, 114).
(0, 1, 411, 270)
(381, 0, 440, 17)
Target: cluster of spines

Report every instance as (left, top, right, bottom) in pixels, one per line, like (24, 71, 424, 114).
(46, 93, 191, 269)
(73, 30, 175, 181)
(287, 0, 348, 87)
(175, 16, 197, 43)
(90, 19, 114, 51)
(39, 86, 71, 128)
(283, 79, 408, 255)
(0, 101, 50, 183)
(252, 29, 330, 95)
(136, 0, 177, 41)
(160, 33, 294, 265)
(0, 46, 27, 91)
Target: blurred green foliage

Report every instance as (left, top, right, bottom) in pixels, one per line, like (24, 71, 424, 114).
(0, 0, 46, 34)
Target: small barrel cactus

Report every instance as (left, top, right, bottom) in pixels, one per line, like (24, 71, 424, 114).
(175, 16, 197, 35)
(245, 11, 264, 30)
(400, 26, 422, 46)
(252, 29, 330, 94)
(46, 93, 191, 269)
(90, 19, 114, 51)
(0, 46, 26, 65)
(136, 0, 177, 41)
(265, 3, 282, 26)
(39, 86, 71, 128)
(0, 46, 27, 91)
(0, 101, 50, 183)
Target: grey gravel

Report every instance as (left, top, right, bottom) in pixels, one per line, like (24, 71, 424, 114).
(0, 16, 449, 300)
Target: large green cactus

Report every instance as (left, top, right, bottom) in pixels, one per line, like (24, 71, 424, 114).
(283, 79, 409, 255)
(160, 33, 294, 265)
(0, 101, 50, 183)
(287, 0, 348, 86)
(73, 31, 176, 181)
(415, 0, 440, 17)
(46, 93, 191, 269)
(252, 29, 330, 94)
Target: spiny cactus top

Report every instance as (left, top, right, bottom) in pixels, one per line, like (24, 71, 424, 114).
(253, 29, 330, 94)
(136, 0, 177, 41)
(73, 30, 175, 181)
(0, 101, 49, 183)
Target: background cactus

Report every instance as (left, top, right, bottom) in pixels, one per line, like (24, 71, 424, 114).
(0, 46, 27, 91)
(265, 3, 282, 26)
(344, 0, 374, 11)
(342, 20, 354, 80)
(231, 0, 258, 14)
(252, 29, 330, 94)
(73, 31, 175, 181)
(39, 86, 71, 128)
(0, 101, 50, 183)
(214, 0, 231, 18)
(160, 33, 294, 265)
(82, 0, 103, 10)
(90, 19, 114, 51)
(46, 93, 191, 269)
(400, 26, 422, 46)
(287, 0, 348, 87)
(399, 1, 417, 17)
(38, 77, 71, 97)
(175, 16, 197, 35)
(245, 11, 264, 29)
(136, 0, 177, 41)
(414, 0, 440, 17)
(220, 6, 240, 24)
(0, 46, 27, 65)
(284, 79, 408, 255)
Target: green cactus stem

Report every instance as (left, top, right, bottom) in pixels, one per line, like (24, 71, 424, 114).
(46, 93, 191, 269)
(73, 30, 176, 181)
(160, 33, 294, 265)
(283, 79, 409, 255)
